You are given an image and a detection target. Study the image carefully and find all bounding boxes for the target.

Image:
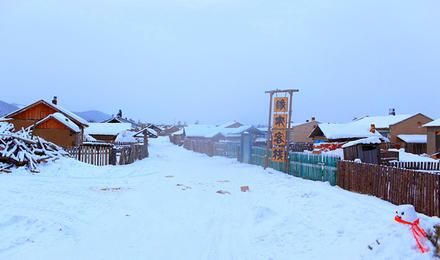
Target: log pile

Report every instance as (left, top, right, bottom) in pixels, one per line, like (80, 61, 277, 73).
(0, 123, 68, 173)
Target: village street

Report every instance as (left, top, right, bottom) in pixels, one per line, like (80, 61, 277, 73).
(0, 138, 436, 260)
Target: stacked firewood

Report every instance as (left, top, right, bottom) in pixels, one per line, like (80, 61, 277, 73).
(0, 123, 68, 173)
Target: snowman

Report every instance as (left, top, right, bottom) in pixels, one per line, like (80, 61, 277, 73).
(395, 205, 418, 224)
(394, 205, 429, 253)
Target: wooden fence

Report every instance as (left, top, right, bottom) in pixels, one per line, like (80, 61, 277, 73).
(388, 161, 440, 173)
(337, 160, 440, 217)
(213, 142, 240, 159)
(66, 143, 148, 166)
(289, 152, 339, 186)
(66, 145, 112, 166)
(250, 146, 340, 185)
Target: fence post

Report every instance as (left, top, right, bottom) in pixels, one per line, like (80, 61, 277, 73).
(110, 148, 117, 165)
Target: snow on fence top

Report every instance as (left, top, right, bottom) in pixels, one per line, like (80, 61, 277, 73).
(397, 134, 427, 144)
(424, 118, 440, 127)
(86, 123, 132, 136)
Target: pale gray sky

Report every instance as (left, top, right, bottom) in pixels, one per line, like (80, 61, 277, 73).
(1, 0, 439, 125)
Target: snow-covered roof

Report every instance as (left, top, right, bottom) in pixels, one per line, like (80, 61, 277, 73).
(217, 121, 242, 128)
(4, 100, 89, 127)
(184, 124, 259, 138)
(316, 123, 384, 140)
(352, 114, 415, 129)
(115, 130, 138, 143)
(102, 115, 140, 127)
(86, 123, 132, 136)
(257, 127, 269, 132)
(171, 128, 184, 136)
(342, 136, 386, 148)
(184, 125, 220, 138)
(51, 103, 89, 126)
(397, 134, 427, 144)
(83, 133, 97, 142)
(424, 119, 440, 127)
(220, 125, 257, 137)
(34, 112, 81, 133)
(133, 127, 159, 138)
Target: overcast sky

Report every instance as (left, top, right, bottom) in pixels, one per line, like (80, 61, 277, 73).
(0, 0, 439, 125)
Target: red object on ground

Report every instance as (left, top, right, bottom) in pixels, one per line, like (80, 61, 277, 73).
(394, 216, 429, 253)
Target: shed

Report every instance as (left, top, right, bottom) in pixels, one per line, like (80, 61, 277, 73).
(342, 137, 387, 164)
(424, 119, 440, 155)
(396, 134, 427, 155)
(85, 123, 132, 143)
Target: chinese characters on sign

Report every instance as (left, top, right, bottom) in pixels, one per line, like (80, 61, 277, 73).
(271, 96, 290, 163)
(274, 97, 288, 112)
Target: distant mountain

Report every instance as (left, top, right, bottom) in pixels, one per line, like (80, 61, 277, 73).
(0, 100, 19, 117)
(75, 110, 111, 123)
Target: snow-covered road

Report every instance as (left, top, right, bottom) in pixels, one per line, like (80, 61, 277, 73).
(0, 138, 438, 259)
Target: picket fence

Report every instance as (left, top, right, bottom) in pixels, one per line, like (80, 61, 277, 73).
(388, 161, 440, 173)
(66, 143, 148, 166)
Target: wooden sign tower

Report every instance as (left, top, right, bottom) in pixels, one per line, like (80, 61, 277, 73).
(265, 89, 299, 171)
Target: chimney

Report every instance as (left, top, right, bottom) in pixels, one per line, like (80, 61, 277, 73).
(117, 109, 122, 118)
(389, 108, 396, 116)
(370, 123, 376, 133)
(52, 96, 58, 105)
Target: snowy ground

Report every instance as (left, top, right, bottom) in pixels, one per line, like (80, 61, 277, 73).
(0, 138, 439, 260)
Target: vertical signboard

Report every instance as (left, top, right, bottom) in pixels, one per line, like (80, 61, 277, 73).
(271, 98, 289, 163)
(265, 89, 299, 169)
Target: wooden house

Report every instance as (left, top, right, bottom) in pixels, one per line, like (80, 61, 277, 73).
(160, 125, 181, 136)
(183, 125, 226, 156)
(351, 113, 432, 144)
(309, 123, 383, 143)
(288, 118, 319, 152)
(4, 97, 88, 147)
(102, 110, 141, 129)
(169, 128, 185, 146)
(424, 119, 440, 155)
